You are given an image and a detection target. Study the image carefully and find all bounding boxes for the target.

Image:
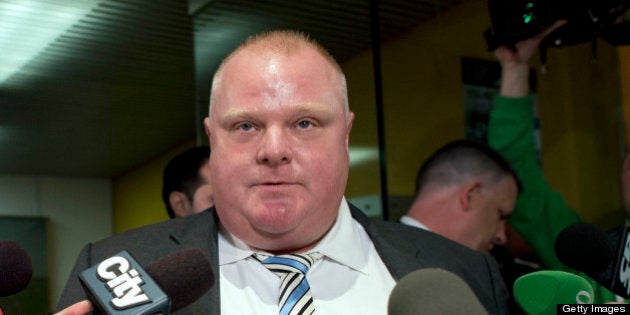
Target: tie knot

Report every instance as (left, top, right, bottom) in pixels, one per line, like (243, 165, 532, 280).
(254, 253, 321, 276)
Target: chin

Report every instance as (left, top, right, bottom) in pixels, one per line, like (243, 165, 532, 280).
(252, 209, 303, 233)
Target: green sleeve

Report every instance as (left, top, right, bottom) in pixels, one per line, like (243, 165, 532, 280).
(488, 95, 581, 270)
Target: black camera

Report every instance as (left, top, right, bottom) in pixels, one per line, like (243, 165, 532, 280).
(484, 0, 630, 50)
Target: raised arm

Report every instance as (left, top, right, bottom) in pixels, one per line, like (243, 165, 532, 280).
(488, 19, 583, 271)
(495, 20, 566, 97)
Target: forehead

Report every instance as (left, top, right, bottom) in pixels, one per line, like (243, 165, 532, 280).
(215, 48, 342, 106)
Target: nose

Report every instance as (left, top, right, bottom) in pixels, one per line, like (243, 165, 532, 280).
(256, 127, 292, 166)
(493, 222, 507, 246)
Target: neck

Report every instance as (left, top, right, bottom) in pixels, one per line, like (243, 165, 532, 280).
(407, 194, 462, 237)
(257, 235, 322, 256)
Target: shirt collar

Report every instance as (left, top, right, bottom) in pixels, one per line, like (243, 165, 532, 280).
(218, 197, 369, 273)
(399, 215, 431, 231)
(310, 197, 369, 273)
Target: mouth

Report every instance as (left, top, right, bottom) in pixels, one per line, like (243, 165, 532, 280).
(254, 181, 297, 187)
(251, 182, 299, 197)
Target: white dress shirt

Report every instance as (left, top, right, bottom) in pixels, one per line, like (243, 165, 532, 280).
(218, 197, 396, 314)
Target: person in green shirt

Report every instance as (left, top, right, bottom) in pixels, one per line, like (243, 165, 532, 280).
(488, 20, 629, 304)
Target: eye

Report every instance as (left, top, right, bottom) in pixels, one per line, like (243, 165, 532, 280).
(297, 120, 314, 129)
(238, 122, 254, 131)
(498, 209, 510, 220)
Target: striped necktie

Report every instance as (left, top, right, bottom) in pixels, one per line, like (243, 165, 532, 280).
(254, 253, 321, 315)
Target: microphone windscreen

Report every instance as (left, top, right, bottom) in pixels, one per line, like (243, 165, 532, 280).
(513, 270, 593, 315)
(555, 222, 614, 274)
(0, 240, 32, 297)
(388, 268, 488, 315)
(145, 248, 214, 312)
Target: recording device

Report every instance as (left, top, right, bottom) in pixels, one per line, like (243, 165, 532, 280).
(387, 268, 488, 315)
(513, 270, 594, 314)
(0, 240, 32, 297)
(484, 0, 630, 51)
(555, 222, 630, 298)
(79, 248, 214, 314)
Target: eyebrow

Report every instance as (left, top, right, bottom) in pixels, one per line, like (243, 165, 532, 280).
(221, 103, 335, 121)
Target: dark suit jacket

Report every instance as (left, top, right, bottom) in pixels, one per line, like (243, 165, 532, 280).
(57, 205, 509, 314)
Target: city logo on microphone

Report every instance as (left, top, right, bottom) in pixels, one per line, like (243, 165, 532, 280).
(96, 255, 152, 309)
(79, 250, 171, 314)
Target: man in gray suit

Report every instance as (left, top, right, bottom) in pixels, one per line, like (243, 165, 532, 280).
(56, 30, 508, 314)
(401, 139, 520, 255)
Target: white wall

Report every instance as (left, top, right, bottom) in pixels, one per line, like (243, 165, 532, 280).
(0, 175, 112, 311)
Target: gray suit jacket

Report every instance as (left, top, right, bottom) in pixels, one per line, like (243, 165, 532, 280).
(57, 205, 509, 314)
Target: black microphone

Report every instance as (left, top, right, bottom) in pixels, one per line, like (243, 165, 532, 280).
(555, 222, 630, 298)
(79, 248, 214, 314)
(0, 240, 32, 297)
(388, 268, 488, 315)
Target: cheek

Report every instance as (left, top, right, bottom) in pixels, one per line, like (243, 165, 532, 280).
(308, 140, 348, 174)
(209, 150, 245, 195)
(210, 132, 250, 167)
(486, 216, 504, 240)
(477, 208, 498, 234)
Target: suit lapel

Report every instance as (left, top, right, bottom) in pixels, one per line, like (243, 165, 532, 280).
(349, 204, 425, 280)
(167, 209, 222, 315)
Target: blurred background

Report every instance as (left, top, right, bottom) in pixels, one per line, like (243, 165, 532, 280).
(0, 0, 629, 312)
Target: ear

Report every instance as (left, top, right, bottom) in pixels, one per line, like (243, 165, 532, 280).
(345, 112, 354, 147)
(169, 191, 192, 218)
(459, 181, 482, 212)
(204, 117, 211, 138)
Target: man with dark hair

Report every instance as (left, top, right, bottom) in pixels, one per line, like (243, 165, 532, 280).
(162, 146, 213, 218)
(402, 139, 521, 254)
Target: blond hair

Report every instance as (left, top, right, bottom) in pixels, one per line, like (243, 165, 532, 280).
(208, 30, 349, 119)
